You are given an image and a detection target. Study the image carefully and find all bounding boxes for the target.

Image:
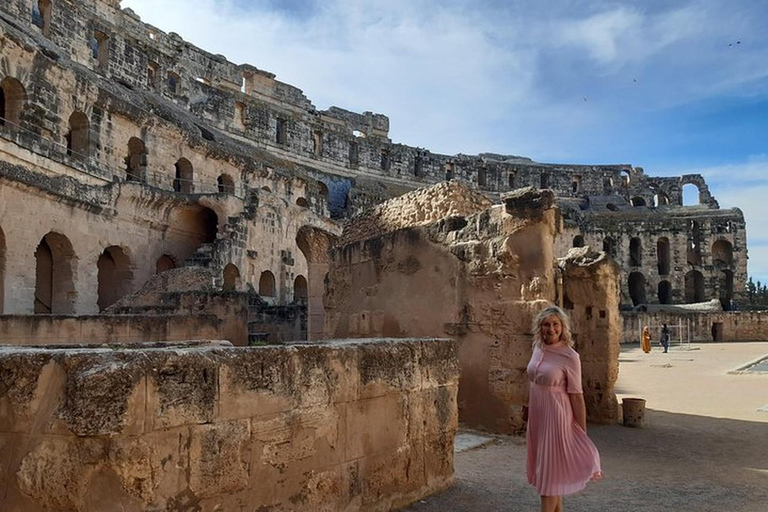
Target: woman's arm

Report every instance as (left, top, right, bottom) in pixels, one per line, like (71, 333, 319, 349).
(569, 393, 587, 431)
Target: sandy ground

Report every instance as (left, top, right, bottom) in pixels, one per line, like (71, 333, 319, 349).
(402, 342, 768, 512)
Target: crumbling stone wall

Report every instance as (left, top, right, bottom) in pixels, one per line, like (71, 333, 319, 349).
(0, 338, 458, 511)
(324, 183, 620, 433)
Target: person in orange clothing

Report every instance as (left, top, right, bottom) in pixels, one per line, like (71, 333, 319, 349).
(641, 326, 651, 353)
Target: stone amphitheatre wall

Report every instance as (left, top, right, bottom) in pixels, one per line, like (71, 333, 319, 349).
(0, 338, 458, 512)
(622, 310, 768, 344)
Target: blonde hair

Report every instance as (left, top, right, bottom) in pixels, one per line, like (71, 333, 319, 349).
(532, 305, 573, 349)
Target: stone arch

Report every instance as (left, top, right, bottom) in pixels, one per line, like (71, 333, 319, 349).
(296, 197, 309, 208)
(223, 263, 241, 292)
(156, 254, 177, 274)
(258, 270, 276, 297)
(0, 77, 26, 127)
(217, 174, 235, 194)
(572, 235, 584, 248)
(630, 196, 646, 207)
(712, 240, 733, 266)
(658, 280, 672, 304)
(628, 272, 647, 306)
(685, 270, 705, 303)
(657, 237, 670, 275)
(602, 237, 616, 257)
(125, 137, 147, 182)
(173, 158, 194, 193)
(318, 182, 329, 199)
(97, 246, 133, 311)
(35, 232, 76, 314)
(687, 220, 702, 266)
(682, 183, 700, 206)
(629, 237, 642, 267)
(0, 225, 5, 313)
(653, 191, 670, 207)
(66, 111, 90, 160)
(620, 169, 630, 186)
(719, 270, 734, 310)
(297, 226, 338, 340)
(293, 275, 308, 302)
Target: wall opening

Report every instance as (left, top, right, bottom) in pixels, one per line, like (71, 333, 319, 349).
(0, 77, 26, 126)
(540, 172, 549, 189)
(628, 272, 647, 306)
(276, 118, 286, 144)
(719, 270, 734, 310)
(125, 137, 147, 182)
(572, 235, 585, 248)
(223, 263, 241, 292)
(445, 163, 454, 181)
(571, 175, 581, 194)
(657, 237, 670, 275)
(380, 149, 390, 171)
(147, 61, 160, 90)
(296, 197, 309, 208)
(629, 237, 642, 266)
(682, 183, 700, 206)
(621, 169, 630, 186)
(259, 270, 276, 297)
(602, 237, 616, 257)
(217, 174, 235, 195)
(66, 111, 89, 160)
(92, 30, 110, 71)
(653, 192, 670, 207)
(687, 220, 702, 266)
(685, 270, 705, 303)
(173, 158, 194, 194)
(712, 240, 733, 266)
(312, 130, 323, 157)
(293, 275, 308, 302)
(349, 141, 359, 166)
(658, 280, 672, 304)
(414, 155, 423, 177)
(97, 246, 132, 311)
(156, 254, 176, 274)
(477, 168, 487, 187)
(166, 71, 180, 94)
(508, 171, 516, 189)
(630, 196, 646, 207)
(34, 232, 76, 314)
(711, 322, 724, 342)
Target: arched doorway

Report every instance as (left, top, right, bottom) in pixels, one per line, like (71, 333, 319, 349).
(223, 263, 240, 292)
(125, 137, 147, 182)
(66, 111, 90, 160)
(712, 240, 733, 266)
(217, 174, 235, 195)
(297, 225, 337, 340)
(35, 232, 76, 314)
(97, 246, 133, 311)
(0, 77, 26, 127)
(174, 158, 194, 194)
(293, 275, 308, 302)
(156, 254, 176, 274)
(258, 271, 276, 297)
(685, 270, 705, 303)
(628, 272, 647, 306)
(658, 280, 672, 304)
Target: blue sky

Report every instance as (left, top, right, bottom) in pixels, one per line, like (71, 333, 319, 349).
(121, 0, 768, 283)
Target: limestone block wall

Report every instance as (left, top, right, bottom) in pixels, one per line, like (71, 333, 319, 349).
(0, 338, 458, 512)
(622, 310, 768, 343)
(0, 314, 222, 345)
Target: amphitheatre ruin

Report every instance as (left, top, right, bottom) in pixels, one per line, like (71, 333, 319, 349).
(0, 1, 764, 511)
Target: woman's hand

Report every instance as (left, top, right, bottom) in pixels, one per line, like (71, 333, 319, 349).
(568, 393, 587, 431)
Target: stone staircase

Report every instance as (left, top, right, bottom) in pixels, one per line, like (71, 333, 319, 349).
(183, 242, 214, 268)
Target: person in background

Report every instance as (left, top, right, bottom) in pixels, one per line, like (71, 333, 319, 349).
(660, 323, 670, 353)
(641, 326, 651, 354)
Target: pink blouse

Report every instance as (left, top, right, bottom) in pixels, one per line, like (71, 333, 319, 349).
(527, 342, 583, 394)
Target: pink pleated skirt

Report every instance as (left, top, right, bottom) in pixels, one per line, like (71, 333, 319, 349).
(526, 382, 603, 496)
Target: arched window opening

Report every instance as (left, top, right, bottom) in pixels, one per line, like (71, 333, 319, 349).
(92, 30, 110, 71)
(653, 192, 670, 207)
(628, 272, 647, 306)
(97, 246, 132, 311)
(630, 196, 646, 207)
(155, 254, 176, 274)
(629, 237, 642, 267)
(293, 275, 308, 302)
(719, 270, 734, 310)
(222, 263, 240, 292)
(0, 77, 26, 127)
(621, 170, 630, 186)
(712, 240, 733, 266)
(217, 174, 235, 195)
(571, 175, 582, 194)
(318, 182, 329, 199)
(296, 197, 309, 208)
(572, 235, 585, 248)
(173, 158, 194, 194)
(66, 111, 89, 160)
(602, 237, 616, 257)
(687, 220, 702, 266)
(684, 270, 705, 303)
(658, 281, 672, 304)
(657, 237, 670, 276)
(259, 270, 276, 297)
(34, 232, 76, 314)
(167, 71, 180, 94)
(682, 183, 700, 206)
(125, 137, 147, 182)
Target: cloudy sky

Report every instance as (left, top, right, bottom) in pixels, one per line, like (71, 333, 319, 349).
(121, 0, 768, 282)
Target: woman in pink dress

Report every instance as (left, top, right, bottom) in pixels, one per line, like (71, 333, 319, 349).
(524, 306, 602, 512)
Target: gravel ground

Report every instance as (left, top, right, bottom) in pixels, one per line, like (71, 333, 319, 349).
(402, 343, 768, 512)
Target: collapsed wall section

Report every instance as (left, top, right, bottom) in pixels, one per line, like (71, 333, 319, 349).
(0, 338, 458, 511)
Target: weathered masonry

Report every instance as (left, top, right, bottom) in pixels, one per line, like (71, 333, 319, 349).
(0, 0, 746, 318)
